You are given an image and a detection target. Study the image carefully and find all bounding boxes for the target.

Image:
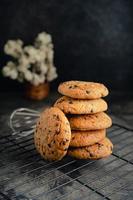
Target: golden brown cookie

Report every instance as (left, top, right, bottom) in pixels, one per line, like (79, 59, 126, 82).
(34, 107, 71, 161)
(68, 137, 113, 159)
(70, 129, 106, 147)
(69, 112, 112, 130)
(54, 96, 107, 114)
(58, 81, 109, 99)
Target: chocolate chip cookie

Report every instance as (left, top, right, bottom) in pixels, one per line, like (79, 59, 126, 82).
(34, 107, 71, 161)
(58, 81, 109, 99)
(68, 137, 113, 159)
(70, 129, 106, 147)
(69, 112, 112, 130)
(54, 96, 107, 114)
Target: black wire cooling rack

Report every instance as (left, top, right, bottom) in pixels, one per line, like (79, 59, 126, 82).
(0, 123, 133, 200)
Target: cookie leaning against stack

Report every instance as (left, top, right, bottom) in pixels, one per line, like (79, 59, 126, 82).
(54, 81, 113, 159)
(34, 80, 113, 161)
(34, 107, 71, 161)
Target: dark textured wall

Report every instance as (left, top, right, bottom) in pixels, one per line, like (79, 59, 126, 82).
(0, 0, 133, 92)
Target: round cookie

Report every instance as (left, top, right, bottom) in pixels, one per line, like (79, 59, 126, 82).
(54, 96, 107, 114)
(58, 81, 109, 99)
(34, 107, 71, 161)
(69, 112, 112, 130)
(70, 129, 106, 147)
(68, 137, 113, 159)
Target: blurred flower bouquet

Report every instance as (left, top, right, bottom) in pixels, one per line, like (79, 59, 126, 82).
(2, 32, 58, 100)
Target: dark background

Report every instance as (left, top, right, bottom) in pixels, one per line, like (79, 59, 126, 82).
(0, 0, 133, 92)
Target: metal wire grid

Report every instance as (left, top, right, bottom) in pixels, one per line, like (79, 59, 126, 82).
(0, 125, 133, 200)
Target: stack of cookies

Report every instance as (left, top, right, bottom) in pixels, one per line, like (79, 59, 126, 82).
(34, 81, 113, 161)
(54, 81, 113, 159)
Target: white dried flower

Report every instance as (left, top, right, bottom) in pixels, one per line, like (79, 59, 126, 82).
(47, 66, 58, 81)
(2, 32, 58, 86)
(24, 70, 33, 81)
(39, 62, 48, 74)
(3, 61, 18, 80)
(32, 73, 41, 86)
(18, 54, 31, 68)
(35, 32, 52, 47)
(2, 66, 11, 77)
(38, 74, 45, 83)
(17, 64, 29, 74)
(4, 39, 23, 58)
(10, 69, 18, 79)
(35, 49, 46, 62)
(2, 61, 16, 76)
(47, 43, 53, 49)
(47, 49, 54, 61)
(24, 47, 46, 63)
(24, 46, 38, 63)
